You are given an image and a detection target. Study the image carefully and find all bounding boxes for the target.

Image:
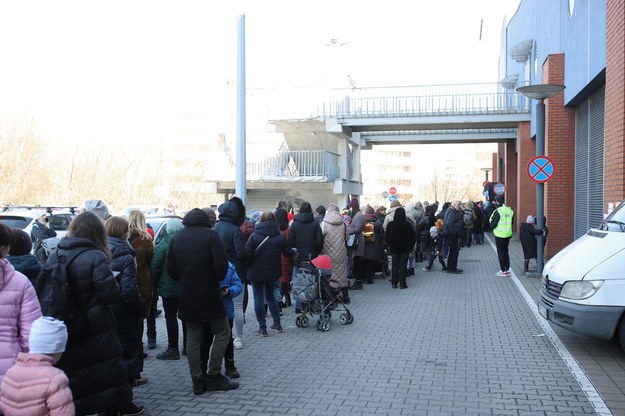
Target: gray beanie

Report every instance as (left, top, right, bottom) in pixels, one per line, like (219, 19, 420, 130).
(84, 199, 110, 221)
(29, 317, 68, 354)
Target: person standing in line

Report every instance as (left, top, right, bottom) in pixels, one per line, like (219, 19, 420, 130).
(519, 214, 543, 272)
(30, 213, 57, 264)
(346, 198, 365, 289)
(246, 212, 296, 336)
(320, 203, 349, 301)
(274, 208, 293, 308)
(105, 216, 148, 388)
(361, 205, 385, 285)
(214, 197, 247, 351)
(49, 212, 141, 416)
(384, 207, 416, 289)
(490, 195, 514, 277)
(0, 223, 42, 390)
(443, 200, 464, 274)
(314, 205, 326, 226)
(8, 228, 41, 283)
(167, 208, 238, 394)
(472, 201, 486, 245)
(151, 219, 186, 360)
(0, 317, 74, 416)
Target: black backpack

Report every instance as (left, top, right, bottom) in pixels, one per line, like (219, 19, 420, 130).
(33, 249, 89, 337)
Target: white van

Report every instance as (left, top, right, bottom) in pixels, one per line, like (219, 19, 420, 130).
(538, 201, 625, 351)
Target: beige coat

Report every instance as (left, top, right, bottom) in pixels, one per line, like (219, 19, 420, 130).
(320, 205, 348, 288)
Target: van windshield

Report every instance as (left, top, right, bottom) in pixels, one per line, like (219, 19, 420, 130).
(601, 201, 625, 232)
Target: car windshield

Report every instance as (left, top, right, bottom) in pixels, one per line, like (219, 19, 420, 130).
(600, 201, 625, 232)
(0, 216, 32, 229)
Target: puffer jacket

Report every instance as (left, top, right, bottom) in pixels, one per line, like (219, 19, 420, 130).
(444, 207, 464, 237)
(151, 219, 183, 299)
(167, 208, 228, 321)
(385, 210, 417, 254)
(128, 232, 153, 315)
(219, 263, 243, 319)
(0, 353, 74, 416)
(246, 220, 294, 282)
(50, 237, 131, 415)
(214, 201, 247, 282)
(108, 237, 145, 381)
(288, 212, 323, 265)
(362, 214, 384, 263)
(320, 205, 348, 288)
(0, 259, 42, 387)
(7, 254, 41, 283)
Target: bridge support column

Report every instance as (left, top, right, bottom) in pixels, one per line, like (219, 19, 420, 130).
(515, 122, 535, 236)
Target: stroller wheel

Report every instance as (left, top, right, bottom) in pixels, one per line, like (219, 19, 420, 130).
(324, 311, 332, 320)
(347, 312, 354, 324)
(339, 313, 349, 325)
(321, 320, 331, 332)
(300, 316, 309, 328)
(295, 316, 302, 327)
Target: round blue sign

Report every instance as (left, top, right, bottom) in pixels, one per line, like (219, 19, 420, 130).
(493, 183, 506, 195)
(389, 195, 397, 202)
(527, 156, 556, 183)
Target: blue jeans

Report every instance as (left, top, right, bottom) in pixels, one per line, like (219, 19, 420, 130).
(251, 281, 281, 330)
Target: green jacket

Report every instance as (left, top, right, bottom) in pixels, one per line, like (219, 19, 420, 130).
(151, 219, 183, 298)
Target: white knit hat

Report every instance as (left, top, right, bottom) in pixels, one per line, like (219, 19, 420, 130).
(29, 317, 68, 354)
(429, 226, 438, 237)
(526, 214, 534, 224)
(84, 199, 110, 221)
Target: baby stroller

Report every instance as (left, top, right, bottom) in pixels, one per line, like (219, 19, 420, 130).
(291, 255, 354, 331)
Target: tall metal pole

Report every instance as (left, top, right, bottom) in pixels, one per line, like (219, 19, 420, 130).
(235, 14, 247, 206)
(536, 99, 545, 273)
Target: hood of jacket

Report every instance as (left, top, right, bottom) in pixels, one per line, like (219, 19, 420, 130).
(293, 211, 315, 225)
(183, 208, 212, 228)
(253, 220, 280, 237)
(217, 198, 245, 226)
(108, 237, 135, 259)
(323, 207, 344, 226)
(165, 219, 184, 236)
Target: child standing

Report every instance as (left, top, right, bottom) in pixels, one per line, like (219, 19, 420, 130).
(0, 316, 74, 416)
(422, 226, 447, 272)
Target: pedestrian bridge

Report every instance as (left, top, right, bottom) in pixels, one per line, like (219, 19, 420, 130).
(206, 81, 532, 208)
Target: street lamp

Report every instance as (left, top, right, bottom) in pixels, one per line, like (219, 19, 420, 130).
(481, 168, 491, 181)
(516, 83, 565, 273)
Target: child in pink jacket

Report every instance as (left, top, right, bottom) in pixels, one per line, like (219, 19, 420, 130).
(0, 317, 74, 416)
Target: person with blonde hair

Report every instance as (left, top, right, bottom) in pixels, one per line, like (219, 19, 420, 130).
(127, 210, 155, 353)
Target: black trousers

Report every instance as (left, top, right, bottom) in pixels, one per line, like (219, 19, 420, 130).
(495, 236, 511, 272)
(446, 236, 460, 271)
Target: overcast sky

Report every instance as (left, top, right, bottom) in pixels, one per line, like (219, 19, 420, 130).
(0, 0, 520, 139)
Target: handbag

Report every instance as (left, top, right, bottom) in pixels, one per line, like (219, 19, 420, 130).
(346, 233, 358, 248)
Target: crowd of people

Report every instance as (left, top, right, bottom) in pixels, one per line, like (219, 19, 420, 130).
(0, 194, 550, 415)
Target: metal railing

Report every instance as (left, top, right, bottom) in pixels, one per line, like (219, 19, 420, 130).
(316, 82, 531, 119)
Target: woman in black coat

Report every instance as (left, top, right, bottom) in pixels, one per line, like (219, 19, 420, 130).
(49, 212, 141, 416)
(105, 216, 147, 388)
(246, 212, 295, 336)
(519, 215, 543, 272)
(385, 207, 417, 289)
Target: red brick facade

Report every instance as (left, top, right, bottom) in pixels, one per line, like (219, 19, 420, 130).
(514, 122, 535, 230)
(604, 0, 625, 209)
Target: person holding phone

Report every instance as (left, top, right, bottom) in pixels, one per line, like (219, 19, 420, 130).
(31, 213, 57, 263)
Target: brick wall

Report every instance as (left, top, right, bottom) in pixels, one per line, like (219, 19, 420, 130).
(515, 122, 536, 233)
(604, 0, 625, 209)
(543, 54, 576, 257)
(505, 139, 518, 224)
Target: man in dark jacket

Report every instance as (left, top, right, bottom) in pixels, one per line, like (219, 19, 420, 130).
(443, 200, 464, 274)
(167, 208, 239, 394)
(288, 201, 323, 265)
(31, 213, 57, 263)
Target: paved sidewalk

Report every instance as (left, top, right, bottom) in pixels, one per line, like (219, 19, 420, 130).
(133, 235, 625, 415)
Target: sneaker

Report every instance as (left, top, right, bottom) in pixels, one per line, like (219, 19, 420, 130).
(205, 373, 239, 391)
(192, 378, 205, 395)
(120, 402, 145, 416)
(132, 377, 148, 387)
(156, 347, 180, 360)
(233, 337, 243, 350)
(496, 270, 506, 277)
(422, 267, 432, 272)
(256, 329, 268, 337)
(503, 270, 511, 276)
(147, 338, 157, 350)
(270, 324, 283, 333)
(225, 366, 240, 379)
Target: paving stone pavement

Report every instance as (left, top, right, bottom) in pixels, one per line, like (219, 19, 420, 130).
(134, 234, 625, 415)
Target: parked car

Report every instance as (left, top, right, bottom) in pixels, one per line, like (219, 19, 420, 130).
(538, 200, 625, 351)
(145, 214, 183, 246)
(0, 206, 77, 239)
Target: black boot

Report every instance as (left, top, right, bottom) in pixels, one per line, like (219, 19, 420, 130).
(524, 260, 529, 273)
(341, 287, 350, 304)
(192, 377, 206, 395)
(350, 280, 363, 290)
(205, 373, 239, 391)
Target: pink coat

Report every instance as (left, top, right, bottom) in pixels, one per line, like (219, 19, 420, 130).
(0, 259, 42, 386)
(0, 353, 74, 416)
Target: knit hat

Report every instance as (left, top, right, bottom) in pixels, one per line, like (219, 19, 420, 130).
(347, 198, 360, 210)
(249, 210, 261, 224)
(526, 215, 534, 224)
(29, 316, 68, 354)
(430, 226, 438, 237)
(9, 228, 32, 256)
(84, 199, 110, 221)
(201, 207, 217, 227)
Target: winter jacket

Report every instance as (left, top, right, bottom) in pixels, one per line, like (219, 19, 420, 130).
(108, 237, 145, 380)
(362, 214, 384, 263)
(7, 254, 41, 283)
(0, 353, 74, 416)
(520, 222, 543, 260)
(383, 206, 416, 231)
(219, 263, 243, 319)
(348, 210, 366, 258)
(288, 212, 323, 265)
(246, 220, 294, 283)
(463, 202, 476, 229)
(443, 207, 464, 237)
(214, 201, 247, 282)
(0, 259, 41, 388)
(167, 208, 228, 321)
(472, 205, 485, 233)
(128, 232, 153, 315)
(385, 210, 417, 254)
(30, 221, 57, 253)
(151, 219, 183, 299)
(417, 211, 436, 242)
(279, 228, 293, 284)
(50, 237, 131, 415)
(320, 205, 348, 288)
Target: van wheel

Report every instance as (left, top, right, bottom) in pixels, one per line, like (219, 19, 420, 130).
(619, 316, 625, 352)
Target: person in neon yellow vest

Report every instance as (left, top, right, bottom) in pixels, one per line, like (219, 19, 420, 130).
(489, 195, 515, 277)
